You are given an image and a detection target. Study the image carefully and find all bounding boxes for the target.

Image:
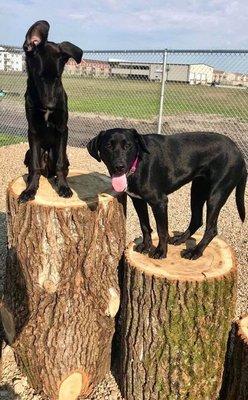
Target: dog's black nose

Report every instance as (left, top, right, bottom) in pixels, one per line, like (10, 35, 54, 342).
(114, 164, 125, 174)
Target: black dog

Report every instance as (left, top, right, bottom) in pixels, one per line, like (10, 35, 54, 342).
(87, 128, 247, 260)
(19, 20, 83, 203)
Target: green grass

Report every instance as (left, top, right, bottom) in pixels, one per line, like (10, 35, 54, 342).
(0, 72, 26, 98)
(64, 76, 161, 119)
(1, 72, 248, 121)
(0, 134, 26, 147)
(65, 77, 248, 121)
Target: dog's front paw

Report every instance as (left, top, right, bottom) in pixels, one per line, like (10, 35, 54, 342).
(181, 247, 202, 260)
(18, 189, 36, 203)
(135, 241, 152, 254)
(149, 246, 167, 259)
(58, 186, 73, 198)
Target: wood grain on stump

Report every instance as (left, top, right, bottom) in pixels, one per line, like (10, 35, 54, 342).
(115, 235, 237, 400)
(220, 315, 248, 400)
(3, 170, 126, 400)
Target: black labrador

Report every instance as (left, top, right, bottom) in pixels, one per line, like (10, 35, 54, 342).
(19, 20, 83, 203)
(87, 128, 247, 260)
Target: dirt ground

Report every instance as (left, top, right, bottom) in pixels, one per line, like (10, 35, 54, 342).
(0, 143, 247, 399)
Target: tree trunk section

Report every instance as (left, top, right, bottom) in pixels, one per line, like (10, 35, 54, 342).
(3, 170, 126, 400)
(220, 316, 248, 400)
(115, 235, 236, 400)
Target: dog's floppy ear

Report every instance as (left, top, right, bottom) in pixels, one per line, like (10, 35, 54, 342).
(23, 20, 50, 53)
(59, 42, 83, 64)
(131, 129, 150, 154)
(87, 131, 104, 162)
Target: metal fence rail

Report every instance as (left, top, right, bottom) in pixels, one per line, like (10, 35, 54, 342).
(0, 47, 248, 162)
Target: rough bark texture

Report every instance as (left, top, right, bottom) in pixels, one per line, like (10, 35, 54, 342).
(220, 316, 248, 400)
(115, 235, 237, 400)
(3, 171, 126, 400)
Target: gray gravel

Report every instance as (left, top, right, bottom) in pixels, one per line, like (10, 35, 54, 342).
(0, 142, 247, 399)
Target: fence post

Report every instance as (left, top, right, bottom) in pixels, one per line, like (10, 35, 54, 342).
(157, 49, 168, 134)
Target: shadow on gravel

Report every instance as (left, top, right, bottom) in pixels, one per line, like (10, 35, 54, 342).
(0, 210, 7, 232)
(0, 211, 7, 242)
(0, 213, 24, 400)
(0, 210, 30, 345)
(0, 383, 20, 399)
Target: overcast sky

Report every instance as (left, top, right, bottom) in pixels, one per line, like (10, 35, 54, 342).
(0, 0, 247, 50)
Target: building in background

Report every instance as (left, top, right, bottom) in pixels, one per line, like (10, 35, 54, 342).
(223, 71, 248, 86)
(109, 60, 154, 80)
(166, 64, 189, 82)
(109, 60, 214, 84)
(188, 64, 214, 84)
(64, 59, 110, 77)
(0, 46, 23, 72)
(213, 69, 225, 84)
(64, 59, 248, 87)
(109, 60, 191, 81)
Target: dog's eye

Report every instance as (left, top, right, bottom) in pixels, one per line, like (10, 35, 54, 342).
(106, 143, 112, 149)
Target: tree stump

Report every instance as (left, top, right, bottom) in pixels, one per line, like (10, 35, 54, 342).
(220, 315, 248, 400)
(115, 235, 237, 400)
(2, 170, 126, 400)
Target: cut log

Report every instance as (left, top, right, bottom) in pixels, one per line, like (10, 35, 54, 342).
(4, 170, 126, 400)
(220, 315, 248, 400)
(115, 235, 237, 400)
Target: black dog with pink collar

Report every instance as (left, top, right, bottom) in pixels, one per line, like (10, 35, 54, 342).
(87, 128, 246, 260)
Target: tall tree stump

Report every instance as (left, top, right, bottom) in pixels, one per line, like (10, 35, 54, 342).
(115, 235, 236, 400)
(2, 170, 126, 400)
(220, 315, 248, 400)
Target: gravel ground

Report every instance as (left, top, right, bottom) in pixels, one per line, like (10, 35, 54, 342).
(0, 142, 247, 399)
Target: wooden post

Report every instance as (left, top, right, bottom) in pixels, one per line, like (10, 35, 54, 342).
(115, 235, 237, 400)
(2, 170, 126, 400)
(220, 315, 248, 400)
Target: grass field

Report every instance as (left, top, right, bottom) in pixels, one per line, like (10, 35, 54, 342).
(0, 134, 26, 147)
(1, 72, 248, 120)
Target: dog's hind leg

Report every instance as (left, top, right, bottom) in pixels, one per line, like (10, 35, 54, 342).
(24, 149, 32, 183)
(24, 149, 31, 167)
(171, 177, 209, 245)
(181, 179, 235, 260)
(132, 197, 153, 254)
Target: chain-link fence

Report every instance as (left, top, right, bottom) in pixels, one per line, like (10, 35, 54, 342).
(0, 47, 248, 161)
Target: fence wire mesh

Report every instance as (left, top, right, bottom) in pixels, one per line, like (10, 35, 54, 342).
(0, 47, 248, 162)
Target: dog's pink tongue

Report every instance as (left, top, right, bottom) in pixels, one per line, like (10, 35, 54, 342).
(111, 174, 127, 192)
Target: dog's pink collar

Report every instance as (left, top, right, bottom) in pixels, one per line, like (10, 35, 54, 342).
(129, 156, 139, 175)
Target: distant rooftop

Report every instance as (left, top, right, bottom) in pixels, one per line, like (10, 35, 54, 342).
(0, 45, 23, 54)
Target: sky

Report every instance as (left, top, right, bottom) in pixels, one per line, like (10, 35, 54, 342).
(0, 0, 248, 50)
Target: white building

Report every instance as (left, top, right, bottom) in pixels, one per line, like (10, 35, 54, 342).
(0, 46, 23, 72)
(189, 64, 214, 85)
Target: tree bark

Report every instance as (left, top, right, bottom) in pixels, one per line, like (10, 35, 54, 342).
(115, 235, 237, 400)
(220, 316, 248, 400)
(3, 170, 126, 400)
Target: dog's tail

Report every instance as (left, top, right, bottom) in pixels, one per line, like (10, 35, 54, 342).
(236, 166, 247, 222)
